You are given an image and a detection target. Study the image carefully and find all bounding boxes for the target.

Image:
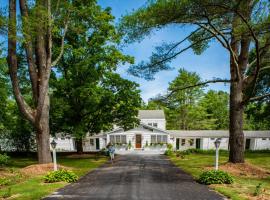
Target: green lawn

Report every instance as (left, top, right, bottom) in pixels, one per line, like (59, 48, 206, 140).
(168, 151, 270, 200)
(0, 154, 108, 200)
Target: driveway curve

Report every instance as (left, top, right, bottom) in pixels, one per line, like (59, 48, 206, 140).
(44, 155, 225, 200)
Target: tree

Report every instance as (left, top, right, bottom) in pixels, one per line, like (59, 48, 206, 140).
(200, 90, 229, 129)
(120, 0, 270, 163)
(0, 51, 9, 133)
(5, 0, 105, 163)
(165, 68, 206, 129)
(49, 4, 141, 153)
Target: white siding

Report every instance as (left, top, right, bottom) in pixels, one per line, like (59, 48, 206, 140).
(201, 138, 229, 150)
(252, 138, 270, 150)
(140, 119, 166, 130)
(50, 137, 75, 151)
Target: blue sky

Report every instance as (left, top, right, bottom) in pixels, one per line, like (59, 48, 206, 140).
(98, 0, 230, 102)
(1, 0, 230, 102)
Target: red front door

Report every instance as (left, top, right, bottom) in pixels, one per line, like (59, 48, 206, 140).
(136, 134, 142, 148)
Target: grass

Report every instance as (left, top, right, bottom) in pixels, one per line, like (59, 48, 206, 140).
(169, 151, 270, 200)
(0, 154, 108, 200)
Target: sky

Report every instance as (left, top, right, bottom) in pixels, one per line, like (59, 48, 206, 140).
(1, 0, 230, 102)
(98, 0, 230, 102)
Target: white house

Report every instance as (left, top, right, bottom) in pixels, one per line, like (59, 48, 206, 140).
(54, 110, 270, 153)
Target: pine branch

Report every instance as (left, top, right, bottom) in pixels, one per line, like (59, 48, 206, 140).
(250, 93, 270, 101)
(164, 79, 231, 99)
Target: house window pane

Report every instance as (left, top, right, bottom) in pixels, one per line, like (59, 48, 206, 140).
(116, 135, 121, 143)
(148, 123, 152, 126)
(157, 135, 162, 143)
(153, 123, 158, 127)
(121, 135, 127, 144)
(162, 135, 167, 143)
(110, 135, 115, 144)
(181, 139, 186, 146)
(90, 139, 94, 145)
(151, 135, 156, 144)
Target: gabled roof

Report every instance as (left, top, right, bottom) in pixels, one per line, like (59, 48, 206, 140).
(127, 122, 170, 134)
(138, 110, 165, 119)
(168, 130, 270, 138)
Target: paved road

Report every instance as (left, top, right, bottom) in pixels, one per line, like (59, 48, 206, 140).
(44, 155, 225, 200)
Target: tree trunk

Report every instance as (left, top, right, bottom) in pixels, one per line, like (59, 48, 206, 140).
(229, 81, 245, 163)
(36, 93, 51, 163)
(76, 138, 83, 154)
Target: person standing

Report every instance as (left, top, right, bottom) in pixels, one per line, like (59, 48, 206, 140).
(108, 143, 115, 163)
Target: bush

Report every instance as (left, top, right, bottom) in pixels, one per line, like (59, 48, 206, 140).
(44, 169, 78, 183)
(1, 188, 11, 198)
(165, 143, 173, 156)
(254, 183, 263, 196)
(0, 154, 10, 166)
(0, 178, 11, 186)
(198, 170, 234, 185)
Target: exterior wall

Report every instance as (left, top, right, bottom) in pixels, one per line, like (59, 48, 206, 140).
(83, 137, 106, 151)
(107, 130, 169, 153)
(140, 119, 166, 130)
(50, 137, 75, 151)
(176, 138, 196, 150)
(252, 138, 270, 150)
(201, 138, 229, 150)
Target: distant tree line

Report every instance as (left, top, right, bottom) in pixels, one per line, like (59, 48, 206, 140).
(142, 69, 270, 131)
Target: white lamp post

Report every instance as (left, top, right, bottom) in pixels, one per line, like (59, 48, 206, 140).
(51, 139, 58, 171)
(214, 138, 221, 170)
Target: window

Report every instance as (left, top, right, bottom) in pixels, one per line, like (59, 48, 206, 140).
(110, 135, 115, 144)
(121, 135, 127, 144)
(148, 123, 152, 126)
(211, 138, 215, 140)
(153, 123, 158, 128)
(181, 139, 186, 146)
(110, 135, 127, 144)
(162, 135, 167, 143)
(157, 135, 162, 143)
(61, 137, 65, 140)
(151, 135, 156, 144)
(90, 139, 94, 146)
(262, 138, 266, 140)
(151, 135, 167, 144)
(116, 135, 121, 143)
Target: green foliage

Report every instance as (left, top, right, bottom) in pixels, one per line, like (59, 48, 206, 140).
(164, 144, 173, 156)
(198, 170, 234, 185)
(146, 69, 230, 130)
(0, 154, 10, 166)
(0, 178, 11, 186)
(44, 170, 78, 183)
(253, 183, 263, 196)
(1, 188, 11, 199)
(50, 1, 141, 145)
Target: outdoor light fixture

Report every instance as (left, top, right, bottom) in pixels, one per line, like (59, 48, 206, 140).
(51, 139, 57, 149)
(214, 138, 221, 170)
(50, 139, 58, 171)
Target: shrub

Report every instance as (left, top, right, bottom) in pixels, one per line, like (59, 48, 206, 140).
(253, 183, 263, 196)
(1, 188, 11, 198)
(198, 170, 234, 185)
(164, 143, 173, 156)
(0, 154, 10, 166)
(164, 149, 173, 156)
(44, 169, 78, 183)
(0, 178, 11, 186)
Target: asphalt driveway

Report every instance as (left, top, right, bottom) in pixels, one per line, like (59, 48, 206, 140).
(44, 155, 225, 200)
